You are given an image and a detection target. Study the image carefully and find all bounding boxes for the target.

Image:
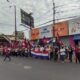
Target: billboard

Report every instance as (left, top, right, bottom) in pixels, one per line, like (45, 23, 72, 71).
(30, 28, 39, 40)
(21, 9, 34, 28)
(39, 25, 53, 38)
(69, 18, 80, 35)
(54, 21, 68, 37)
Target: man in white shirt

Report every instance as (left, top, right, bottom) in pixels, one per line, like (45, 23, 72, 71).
(40, 46, 44, 52)
(60, 46, 66, 63)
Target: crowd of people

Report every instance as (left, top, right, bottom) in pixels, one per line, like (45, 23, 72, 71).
(32, 44, 80, 63)
(0, 40, 80, 64)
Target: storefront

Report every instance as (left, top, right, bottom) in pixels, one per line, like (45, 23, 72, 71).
(60, 36, 69, 46)
(69, 18, 80, 46)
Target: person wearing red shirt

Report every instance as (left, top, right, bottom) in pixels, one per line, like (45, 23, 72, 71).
(3, 46, 11, 61)
(75, 45, 80, 63)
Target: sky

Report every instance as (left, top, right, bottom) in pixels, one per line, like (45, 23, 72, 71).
(0, 0, 80, 39)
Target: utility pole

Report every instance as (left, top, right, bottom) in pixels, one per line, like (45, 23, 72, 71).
(6, 0, 17, 41)
(14, 5, 17, 41)
(52, 0, 55, 38)
(52, 0, 56, 44)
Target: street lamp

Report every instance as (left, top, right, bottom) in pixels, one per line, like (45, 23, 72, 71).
(7, 0, 17, 41)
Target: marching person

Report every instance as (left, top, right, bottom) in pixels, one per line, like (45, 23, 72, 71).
(49, 46, 54, 60)
(24, 48, 28, 57)
(68, 45, 73, 62)
(60, 46, 66, 63)
(75, 45, 80, 63)
(3, 46, 11, 61)
(54, 47, 59, 62)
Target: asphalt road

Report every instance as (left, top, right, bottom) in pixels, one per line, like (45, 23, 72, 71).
(0, 56, 80, 80)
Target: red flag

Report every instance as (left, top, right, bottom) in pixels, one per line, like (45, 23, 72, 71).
(43, 37, 49, 44)
(56, 32, 64, 46)
(56, 32, 60, 43)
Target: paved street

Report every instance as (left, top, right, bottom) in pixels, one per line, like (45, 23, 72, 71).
(0, 56, 80, 80)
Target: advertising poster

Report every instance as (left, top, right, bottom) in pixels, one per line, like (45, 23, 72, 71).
(54, 21, 68, 37)
(30, 28, 39, 40)
(39, 25, 53, 38)
(69, 18, 80, 35)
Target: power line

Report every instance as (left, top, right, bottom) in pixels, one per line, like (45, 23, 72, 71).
(36, 15, 80, 27)
(51, 7, 80, 16)
(18, 15, 80, 31)
(0, 0, 80, 28)
(35, 1, 80, 20)
(35, 6, 80, 25)
(35, 5, 63, 20)
(36, 5, 80, 21)
(0, 0, 80, 20)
